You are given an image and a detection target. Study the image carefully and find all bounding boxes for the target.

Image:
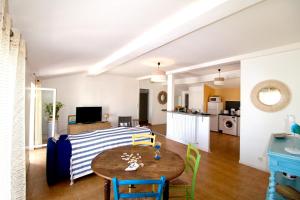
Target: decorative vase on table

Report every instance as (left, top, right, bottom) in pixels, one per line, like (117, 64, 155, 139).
(45, 101, 63, 138)
(154, 142, 161, 160)
(48, 119, 58, 138)
(104, 113, 110, 122)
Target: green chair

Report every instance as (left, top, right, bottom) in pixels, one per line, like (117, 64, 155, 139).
(169, 144, 201, 200)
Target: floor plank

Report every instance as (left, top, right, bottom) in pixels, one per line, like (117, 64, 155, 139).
(27, 128, 269, 200)
(149, 124, 166, 136)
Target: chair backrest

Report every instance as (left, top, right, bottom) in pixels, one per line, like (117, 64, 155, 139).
(118, 116, 132, 127)
(112, 176, 166, 200)
(185, 144, 201, 197)
(132, 133, 156, 147)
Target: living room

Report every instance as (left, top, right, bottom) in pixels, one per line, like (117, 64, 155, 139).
(1, 0, 300, 199)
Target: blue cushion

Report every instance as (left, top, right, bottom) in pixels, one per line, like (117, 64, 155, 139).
(56, 135, 72, 180)
(59, 134, 68, 140)
(46, 137, 57, 185)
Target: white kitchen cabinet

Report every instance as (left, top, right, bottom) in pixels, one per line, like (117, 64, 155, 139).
(166, 112, 210, 152)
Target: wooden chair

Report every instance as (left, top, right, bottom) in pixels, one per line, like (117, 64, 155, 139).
(130, 133, 156, 192)
(132, 133, 156, 147)
(169, 144, 201, 200)
(112, 176, 166, 200)
(118, 116, 132, 127)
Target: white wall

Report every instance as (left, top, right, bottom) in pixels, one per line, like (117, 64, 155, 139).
(139, 80, 167, 125)
(189, 85, 204, 111)
(42, 73, 139, 133)
(240, 49, 300, 171)
(174, 87, 182, 106)
(174, 84, 189, 107)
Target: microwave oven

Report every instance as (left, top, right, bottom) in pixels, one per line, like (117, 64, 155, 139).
(209, 97, 221, 102)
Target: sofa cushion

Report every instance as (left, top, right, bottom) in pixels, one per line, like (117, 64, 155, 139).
(46, 137, 57, 185)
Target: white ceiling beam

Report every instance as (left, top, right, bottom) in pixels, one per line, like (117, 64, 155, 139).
(174, 70, 240, 85)
(136, 75, 153, 81)
(167, 42, 300, 75)
(88, 0, 264, 75)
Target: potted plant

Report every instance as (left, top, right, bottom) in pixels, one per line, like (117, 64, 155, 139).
(44, 102, 63, 137)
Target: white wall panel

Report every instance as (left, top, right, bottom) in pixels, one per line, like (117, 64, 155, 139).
(240, 48, 300, 171)
(42, 73, 139, 133)
(138, 80, 167, 125)
(167, 112, 210, 152)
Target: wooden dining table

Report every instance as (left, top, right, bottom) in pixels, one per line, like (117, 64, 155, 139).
(91, 145, 185, 200)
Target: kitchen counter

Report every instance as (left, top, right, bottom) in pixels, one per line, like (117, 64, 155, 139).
(219, 113, 240, 117)
(167, 111, 211, 117)
(167, 111, 210, 152)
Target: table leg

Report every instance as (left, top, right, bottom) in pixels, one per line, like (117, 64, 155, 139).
(104, 179, 111, 200)
(163, 180, 169, 200)
(268, 171, 276, 200)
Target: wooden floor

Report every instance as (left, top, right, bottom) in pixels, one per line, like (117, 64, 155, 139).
(27, 130, 269, 200)
(149, 124, 166, 136)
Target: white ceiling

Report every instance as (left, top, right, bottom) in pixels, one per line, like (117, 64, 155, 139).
(173, 62, 241, 88)
(9, 0, 195, 76)
(9, 0, 300, 78)
(174, 62, 240, 79)
(207, 78, 240, 88)
(176, 77, 241, 89)
(175, 76, 241, 91)
(111, 0, 300, 77)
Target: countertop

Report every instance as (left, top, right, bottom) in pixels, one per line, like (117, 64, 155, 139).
(166, 111, 211, 117)
(219, 113, 240, 117)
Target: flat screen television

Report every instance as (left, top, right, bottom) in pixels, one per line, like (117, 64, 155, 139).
(76, 107, 102, 124)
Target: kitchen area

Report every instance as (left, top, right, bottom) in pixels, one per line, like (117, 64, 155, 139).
(208, 96, 240, 137)
(166, 65, 241, 153)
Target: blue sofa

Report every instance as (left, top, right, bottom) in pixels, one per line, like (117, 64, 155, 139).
(46, 127, 153, 185)
(46, 135, 71, 185)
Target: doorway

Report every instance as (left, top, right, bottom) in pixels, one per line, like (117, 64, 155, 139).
(184, 93, 189, 109)
(30, 84, 57, 148)
(139, 89, 149, 126)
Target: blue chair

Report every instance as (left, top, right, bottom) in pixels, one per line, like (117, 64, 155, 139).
(112, 176, 166, 200)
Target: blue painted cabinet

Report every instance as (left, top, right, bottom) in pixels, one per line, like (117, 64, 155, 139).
(267, 135, 300, 199)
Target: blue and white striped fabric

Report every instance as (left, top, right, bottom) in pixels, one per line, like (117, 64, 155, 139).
(68, 126, 152, 183)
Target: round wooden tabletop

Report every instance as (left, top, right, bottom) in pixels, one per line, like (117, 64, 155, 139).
(91, 145, 185, 181)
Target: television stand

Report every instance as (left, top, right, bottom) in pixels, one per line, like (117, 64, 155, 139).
(68, 121, 111, 134)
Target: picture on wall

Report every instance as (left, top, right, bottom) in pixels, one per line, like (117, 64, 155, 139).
(68, 115, 76, 124)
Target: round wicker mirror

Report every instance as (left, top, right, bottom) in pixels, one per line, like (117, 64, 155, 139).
(158, 91, 167, 105)
(251, 80, 290, 112)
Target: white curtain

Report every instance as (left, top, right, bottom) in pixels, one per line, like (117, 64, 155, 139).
(34, 80, 43, 145)
(0, 0, 26, 199)
(11, 32, 26, 199)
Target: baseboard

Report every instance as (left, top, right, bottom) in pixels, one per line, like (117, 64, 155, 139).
(239, 160, 268, 172)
